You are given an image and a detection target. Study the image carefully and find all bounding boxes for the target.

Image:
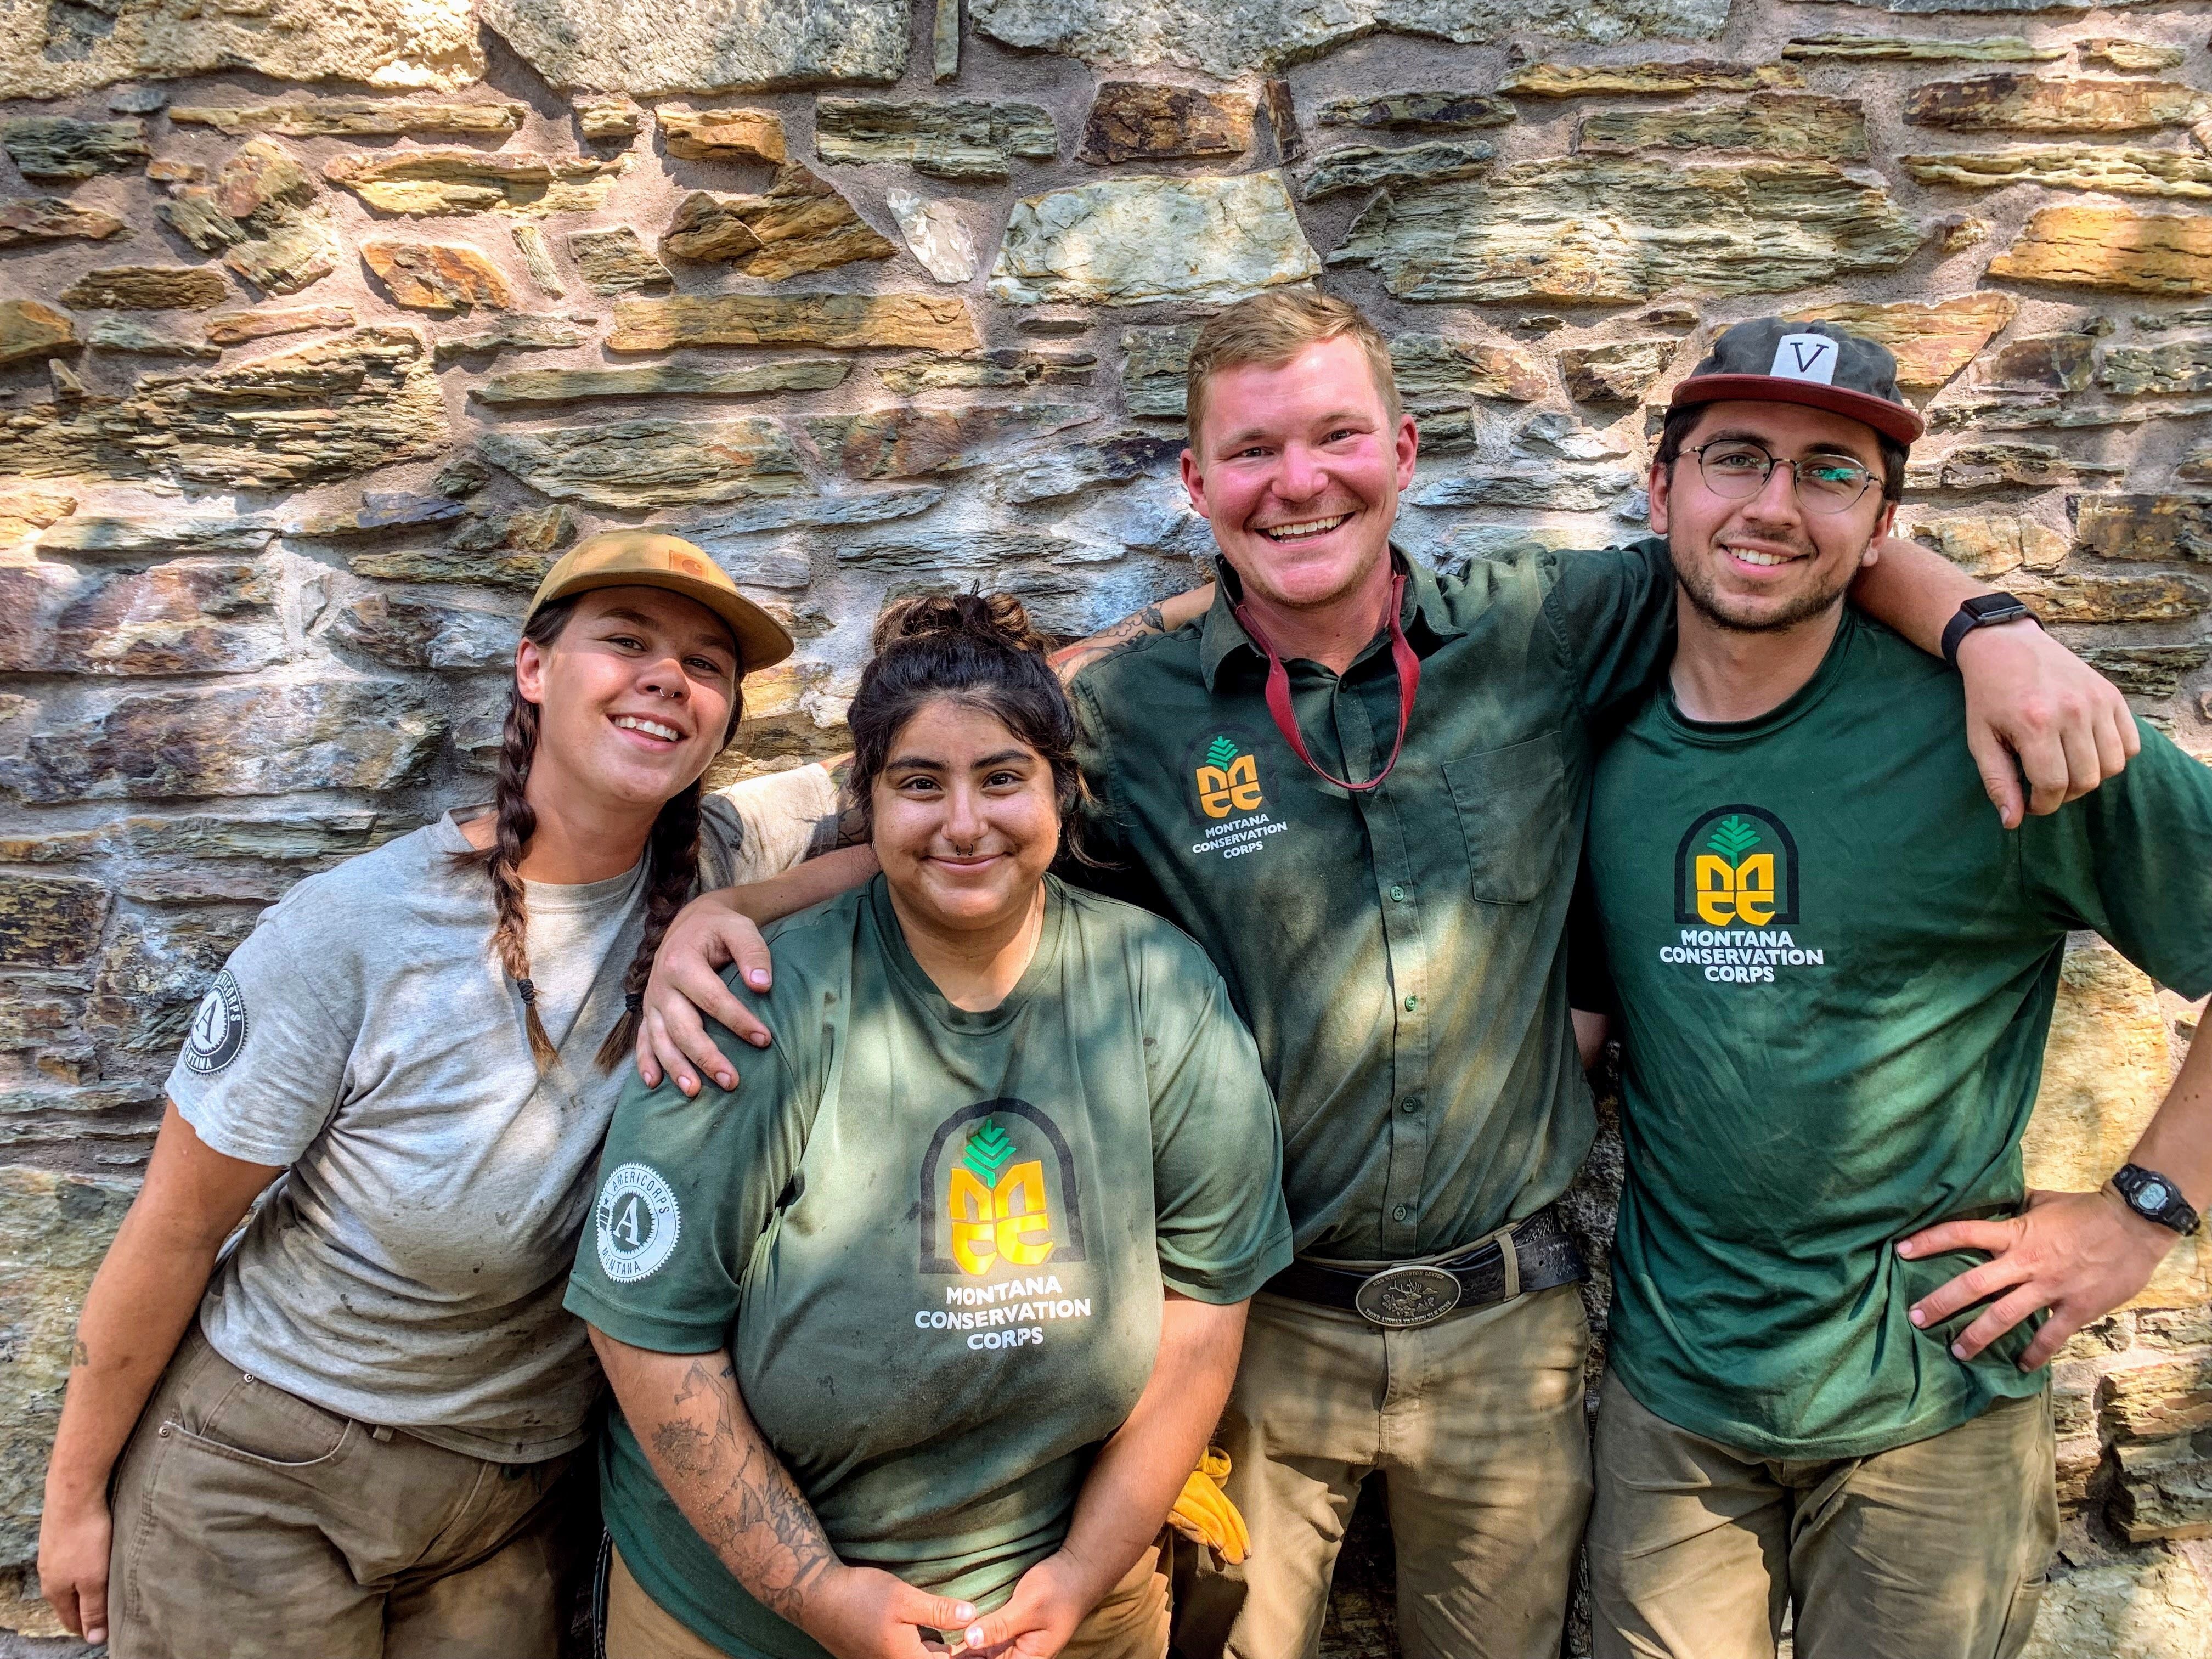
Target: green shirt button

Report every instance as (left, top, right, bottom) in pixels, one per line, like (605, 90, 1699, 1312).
(1403, 995, 1418, 1012)
(1389, 884, 1407, 902)
(1392, 1204, 1409, 1222)
(1401, 1097, 1421, 1114)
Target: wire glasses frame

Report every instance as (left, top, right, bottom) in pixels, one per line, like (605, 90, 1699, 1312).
(1690, 439, 1879, 515)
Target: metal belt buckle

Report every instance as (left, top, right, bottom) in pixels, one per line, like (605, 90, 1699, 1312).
(1352, 1263, 1462, 1329)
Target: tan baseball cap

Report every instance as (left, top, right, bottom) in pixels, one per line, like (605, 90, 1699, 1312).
(524, 529, 793, 672)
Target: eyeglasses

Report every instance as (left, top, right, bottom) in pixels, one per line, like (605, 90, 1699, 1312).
(1691, 439, 1878, 515)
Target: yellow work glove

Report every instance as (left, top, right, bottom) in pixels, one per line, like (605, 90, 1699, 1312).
(1167, 1447, 1250, 1566)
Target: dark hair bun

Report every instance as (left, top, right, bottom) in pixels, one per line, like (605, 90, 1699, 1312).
(871, 591, 1051, 657)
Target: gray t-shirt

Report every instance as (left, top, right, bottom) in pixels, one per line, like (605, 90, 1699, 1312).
(168, 765, 840, 1462)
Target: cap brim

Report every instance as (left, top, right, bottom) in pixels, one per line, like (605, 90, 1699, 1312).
(1668, 373, 1923, 444)
(544, 569, 795, 674)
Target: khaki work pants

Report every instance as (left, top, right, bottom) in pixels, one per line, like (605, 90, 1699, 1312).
(108, 1321, 582, 1659)
(1588, 1373, 2057, 1659)
(604, 1539, 1171, 1659)
(1177, 1283, 1593, 1659)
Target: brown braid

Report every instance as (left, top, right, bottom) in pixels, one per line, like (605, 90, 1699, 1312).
(456, 593, 746, 1074)
(454, 601, 571, 1069)
(595, 777, 705, 1070)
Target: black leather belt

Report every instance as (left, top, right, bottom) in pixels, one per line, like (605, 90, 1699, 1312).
(1263, 1206, 1587, 1329)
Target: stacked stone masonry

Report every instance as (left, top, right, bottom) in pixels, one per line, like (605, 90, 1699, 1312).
(2, 1, 2210, 1652)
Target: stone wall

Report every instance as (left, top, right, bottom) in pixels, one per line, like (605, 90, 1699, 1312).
(2, 0, 2210, 1651)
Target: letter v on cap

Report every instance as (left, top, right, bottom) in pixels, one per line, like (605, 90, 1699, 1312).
(1770, 335, 1839, 385)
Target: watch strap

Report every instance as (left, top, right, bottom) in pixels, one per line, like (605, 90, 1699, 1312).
(1941, 594, 2034, 667)
(2114, 1163, 2202, 1236)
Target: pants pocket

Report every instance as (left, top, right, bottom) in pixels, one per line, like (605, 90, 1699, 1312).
(1995, 1573, 2046, 1659)
(175, 1368, 352, 1472)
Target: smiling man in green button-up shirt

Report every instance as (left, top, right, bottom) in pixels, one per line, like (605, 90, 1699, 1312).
(640, 288, 2142, 1659)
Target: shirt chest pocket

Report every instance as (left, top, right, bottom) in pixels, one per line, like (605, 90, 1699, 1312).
(1441, 735, 1569, 905)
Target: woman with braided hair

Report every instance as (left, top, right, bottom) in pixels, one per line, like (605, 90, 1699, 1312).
(567, 592, 1291, 1659)
(38, 533, 864, 1659)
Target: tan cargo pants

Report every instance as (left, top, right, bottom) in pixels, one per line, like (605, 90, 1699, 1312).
(106, 1321, 584, 1659)
(604, 1539, 1171, 1658)
(1588, 1373, 2057, 1659)
(1176, 1283, 1594, 1659)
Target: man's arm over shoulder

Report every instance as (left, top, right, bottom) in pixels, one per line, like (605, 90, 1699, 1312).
(1048, 584, 1215, 684)
(1537, 537, 1679, 728)
(1852, 538, 2139, 825)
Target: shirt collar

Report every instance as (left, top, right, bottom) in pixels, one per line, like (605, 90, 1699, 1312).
(1198, 548, 1465, 692)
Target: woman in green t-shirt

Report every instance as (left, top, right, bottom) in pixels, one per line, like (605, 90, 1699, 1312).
(568, 594, 1294, 1659)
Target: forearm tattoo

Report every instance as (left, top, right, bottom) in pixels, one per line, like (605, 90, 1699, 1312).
(645, 1357, 837, 1622)
(1048, 603, 1170, 683)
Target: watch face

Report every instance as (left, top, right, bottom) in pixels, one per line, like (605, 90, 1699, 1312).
(2140, 1181, 2171, 1210)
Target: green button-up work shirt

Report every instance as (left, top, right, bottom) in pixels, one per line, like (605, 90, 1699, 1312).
(1067, 540, 1675, 1262)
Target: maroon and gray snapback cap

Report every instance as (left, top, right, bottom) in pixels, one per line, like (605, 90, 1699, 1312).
(1668, 317, 1925, 445)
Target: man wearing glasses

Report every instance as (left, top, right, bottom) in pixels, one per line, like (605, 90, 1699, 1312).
(1572, 318, 2212, 1659)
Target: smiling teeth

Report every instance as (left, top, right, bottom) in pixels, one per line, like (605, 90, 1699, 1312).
(1730, 549, 1790, 566)
(1262, 515, 1348, 541)
(614, 716, 682, 741)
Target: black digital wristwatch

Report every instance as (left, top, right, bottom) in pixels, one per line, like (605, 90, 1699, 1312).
(2113, 1164, 2202, 1236)
(1940, 592, 2038, 667)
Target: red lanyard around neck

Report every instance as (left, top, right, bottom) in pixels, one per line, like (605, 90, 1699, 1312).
(1234, 571, 1422, 795)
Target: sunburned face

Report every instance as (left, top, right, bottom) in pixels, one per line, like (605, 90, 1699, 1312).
(872, 696, 1062, 936)
(1181, 335, 1418, 617)
(515, 586, 740, 813)
(1650, 399, 1898, 635)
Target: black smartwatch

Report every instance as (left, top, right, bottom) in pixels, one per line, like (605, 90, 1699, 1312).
(1940, 592, 2038, 666)
(2112, 1164, 2202, 1236)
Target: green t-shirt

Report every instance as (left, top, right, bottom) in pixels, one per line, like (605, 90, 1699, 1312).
(1583, 608, 2212, 1460)
(563, 875, 1293, 1659)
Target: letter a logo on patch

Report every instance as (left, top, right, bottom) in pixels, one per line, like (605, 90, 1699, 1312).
(1770, 334, 1838, 385)
(183, 969, 249, 1075)
(595, 1163, 681, 1283)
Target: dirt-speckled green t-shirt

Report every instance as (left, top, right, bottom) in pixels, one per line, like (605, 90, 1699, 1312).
(565, 874, 1291, 1659)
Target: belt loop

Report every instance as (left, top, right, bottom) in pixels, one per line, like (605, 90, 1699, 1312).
(370, 1423, 394, 1443)
(1499, 1221, 1521, 1304)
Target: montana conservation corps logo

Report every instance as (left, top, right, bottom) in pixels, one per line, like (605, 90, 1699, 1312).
(1195, 733, 1263, 820)
(1662, 805, 1826, 986)
(913, 1102, 1092, 1352)
(595, 1161, 681, 1284)
(1183, 726, 1285, 864)
(1675, 805, 1799, 928)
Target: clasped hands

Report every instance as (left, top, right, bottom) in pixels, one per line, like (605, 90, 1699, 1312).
(799, 1548, 1104, 1659)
